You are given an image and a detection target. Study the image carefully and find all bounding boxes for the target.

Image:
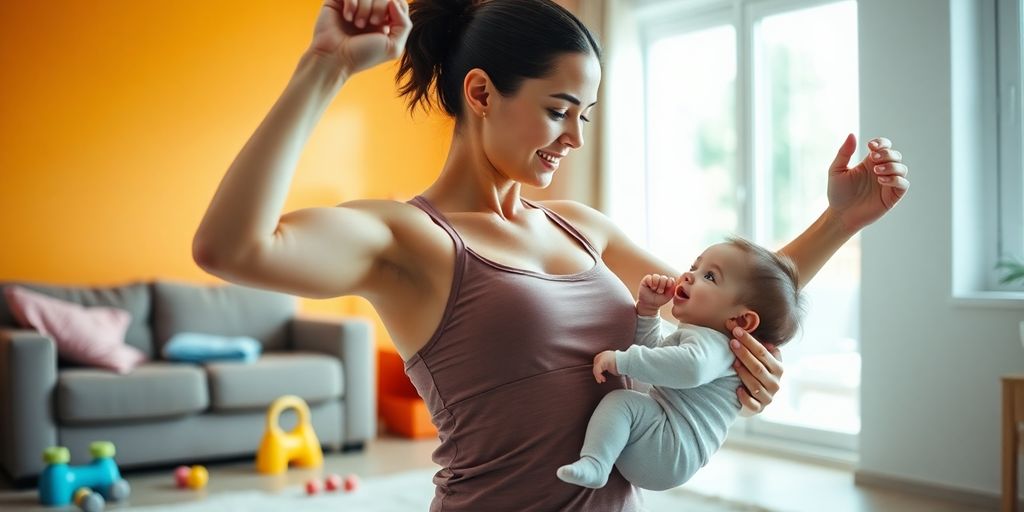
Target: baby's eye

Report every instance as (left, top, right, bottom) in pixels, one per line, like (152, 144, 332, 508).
(703, 271, 716, 283)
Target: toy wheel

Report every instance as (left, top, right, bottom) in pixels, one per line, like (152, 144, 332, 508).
(107, 479, 131, 501)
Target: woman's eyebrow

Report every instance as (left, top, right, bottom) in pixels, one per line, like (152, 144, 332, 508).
(549, 93, 598, 108)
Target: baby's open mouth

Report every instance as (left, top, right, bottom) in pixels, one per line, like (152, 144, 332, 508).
(675, 286, 689, 300)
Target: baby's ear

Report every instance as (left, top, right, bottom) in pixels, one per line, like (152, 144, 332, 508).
(732, 310, 760, 333)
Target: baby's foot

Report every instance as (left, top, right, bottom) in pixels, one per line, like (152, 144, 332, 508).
(556, 456, 608, 488)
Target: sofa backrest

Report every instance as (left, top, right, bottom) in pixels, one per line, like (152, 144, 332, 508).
(0, 281, 154, 357)
(150, 280, 296, 356)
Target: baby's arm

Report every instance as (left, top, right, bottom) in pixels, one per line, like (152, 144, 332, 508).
(615, 329, 734, 389)
(636, 274, 675, 317)
(634, 274, 676, 349)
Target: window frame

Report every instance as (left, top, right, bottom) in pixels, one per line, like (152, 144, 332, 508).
(995, 0, 1024, 291)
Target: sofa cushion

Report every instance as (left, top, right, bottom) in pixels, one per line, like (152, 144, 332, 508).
(205, 352, 342, 411)
(163, 332, 262, 363)
(57, 363, 208, 423)
(3, 286, 147, 374)
(0, 281, 153, 356)
(152, 281, 295, 355)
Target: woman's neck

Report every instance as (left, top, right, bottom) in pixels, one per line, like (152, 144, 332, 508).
(422, 134, 526, 221)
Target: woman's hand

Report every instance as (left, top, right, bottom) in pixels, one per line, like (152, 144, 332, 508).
(727, 326, 783, 416)
(826, 134, 910, 233)
(309, 0, 412, 76)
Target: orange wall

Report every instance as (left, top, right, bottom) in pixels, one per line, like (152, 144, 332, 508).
(0, 2, 451, 339)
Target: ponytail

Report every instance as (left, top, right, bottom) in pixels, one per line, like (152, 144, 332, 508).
(396, 0, 601, 120)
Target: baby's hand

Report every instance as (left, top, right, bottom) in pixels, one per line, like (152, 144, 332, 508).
(637, 274, 676, 316)
(593, 350, 619, 383)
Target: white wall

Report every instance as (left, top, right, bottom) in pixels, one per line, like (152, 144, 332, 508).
(858, 0, 1024, 497)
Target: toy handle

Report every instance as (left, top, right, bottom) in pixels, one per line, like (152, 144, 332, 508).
(265, 395, 312, 435)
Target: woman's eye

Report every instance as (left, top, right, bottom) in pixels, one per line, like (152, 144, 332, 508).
(547, 109, 567, 120)
(703, 271, 716, 283)
(689, 265, 697, 272)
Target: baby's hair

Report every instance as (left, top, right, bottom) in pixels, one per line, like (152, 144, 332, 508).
(397, 0, 601, 120)
(726, 237, 805, 346)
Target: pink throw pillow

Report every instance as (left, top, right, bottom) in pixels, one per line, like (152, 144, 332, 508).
(3, 286, 147, 374)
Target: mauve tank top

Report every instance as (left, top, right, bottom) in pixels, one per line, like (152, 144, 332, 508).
(404, 196, 642, 511)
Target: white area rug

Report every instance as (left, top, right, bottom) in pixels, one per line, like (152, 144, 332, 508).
(125, 468, 776, 512)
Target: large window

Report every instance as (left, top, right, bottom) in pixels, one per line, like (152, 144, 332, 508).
(996, 0, 1024, 290)
(624, 0, 861, 449)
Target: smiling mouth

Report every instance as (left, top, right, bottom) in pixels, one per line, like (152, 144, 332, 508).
(536, 150, 562, 168)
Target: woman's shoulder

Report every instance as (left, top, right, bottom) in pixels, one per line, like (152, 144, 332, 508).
(335, 197, 440, 228)
(536, 199, 618, 252)
(333, 197, 454, 255)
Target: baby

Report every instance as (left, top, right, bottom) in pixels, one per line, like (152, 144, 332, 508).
(557, 237, 804, 491)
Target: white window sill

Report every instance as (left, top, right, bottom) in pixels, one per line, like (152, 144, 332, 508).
(950, 291, 1024, 309)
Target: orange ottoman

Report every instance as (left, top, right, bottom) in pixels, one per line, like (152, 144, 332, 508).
(378, 347, 437, 439)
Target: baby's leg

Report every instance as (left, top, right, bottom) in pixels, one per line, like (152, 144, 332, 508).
(557, 389, 663, 488)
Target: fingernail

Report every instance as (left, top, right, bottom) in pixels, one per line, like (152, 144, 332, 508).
(872, 152, 881, 160)
(730, 339, 740, 349)
(733, 327, 744, 337)
(874, 165, 883, 173)
(370, 15, 379, 25)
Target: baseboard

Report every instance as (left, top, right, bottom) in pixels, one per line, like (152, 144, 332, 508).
(854, 469, 1009, 509)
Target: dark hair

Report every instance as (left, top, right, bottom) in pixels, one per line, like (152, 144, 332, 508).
(726, 237, 805, 346)
(397, 0, 602, 119)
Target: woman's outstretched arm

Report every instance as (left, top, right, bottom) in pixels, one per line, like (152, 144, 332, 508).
(779, 135, 909, 287)
(193, 1, 412, 298)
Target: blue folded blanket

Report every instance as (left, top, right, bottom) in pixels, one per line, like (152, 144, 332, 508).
(162, 332, 261, 363)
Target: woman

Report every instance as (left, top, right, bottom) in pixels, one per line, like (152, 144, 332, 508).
(193, 1, 909, 510)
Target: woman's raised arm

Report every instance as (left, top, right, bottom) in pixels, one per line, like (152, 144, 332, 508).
(193, 1, 412, 298)
(779, 134, 909, 287)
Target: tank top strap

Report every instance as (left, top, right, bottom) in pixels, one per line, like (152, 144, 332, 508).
(521, 198, 601, 259)
(408, 196, 467, 251)
(406, 195, 468, 363)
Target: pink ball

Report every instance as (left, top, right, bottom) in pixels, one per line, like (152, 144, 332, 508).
(305, 479, 321, 496)
(324, 474, 342, 491)
(174, 466, 191, 489)
(343, 474, 360, 492)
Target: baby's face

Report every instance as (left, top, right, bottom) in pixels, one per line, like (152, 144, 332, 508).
(670, 243, 749, 331)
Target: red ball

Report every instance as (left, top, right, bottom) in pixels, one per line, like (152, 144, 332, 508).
(324, 474, 342, 491)
(174, 466, 191, 489)
(305, 479, 321, 496)
(343, 474, 360, 492)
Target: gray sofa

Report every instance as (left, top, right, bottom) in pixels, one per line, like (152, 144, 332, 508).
(0, 280, 375, 484)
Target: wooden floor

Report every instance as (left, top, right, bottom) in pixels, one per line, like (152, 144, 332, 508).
(0, 435, 993, 511)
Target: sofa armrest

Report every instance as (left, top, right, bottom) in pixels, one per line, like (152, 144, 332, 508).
(290, 316, 376, 447)
(0, 328, 58, 481)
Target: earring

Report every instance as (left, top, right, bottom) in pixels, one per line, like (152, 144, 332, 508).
(481, 111, 487, 119)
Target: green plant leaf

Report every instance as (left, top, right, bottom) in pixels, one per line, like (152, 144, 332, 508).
(996, 259, 1024, 285)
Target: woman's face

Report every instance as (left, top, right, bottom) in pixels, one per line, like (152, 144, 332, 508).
(482, 52, 601, 188)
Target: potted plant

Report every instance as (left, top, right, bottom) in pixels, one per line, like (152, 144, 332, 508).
(997, 257, 1024, 347)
